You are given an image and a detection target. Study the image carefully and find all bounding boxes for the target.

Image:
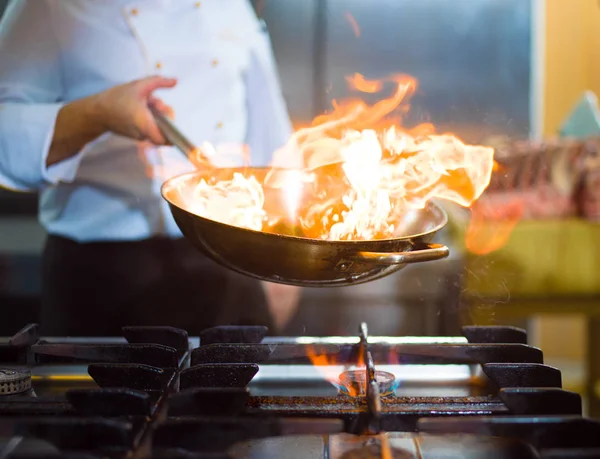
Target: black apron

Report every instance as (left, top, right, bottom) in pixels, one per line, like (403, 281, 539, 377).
(40, 235, 274, 336)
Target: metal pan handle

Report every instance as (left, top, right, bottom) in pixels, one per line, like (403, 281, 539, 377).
(148, 103, 196, 155)
(148, 103, 213, 170)
(349, 243, 450, 265)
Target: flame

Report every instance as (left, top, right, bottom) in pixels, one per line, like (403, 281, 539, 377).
(466, 198, 524, 255)
(344, 12, 361, 38)
(305, 343, 366, 396)
(304, 342, 403, 396)
(345, 73, 383, 94)
(187, 72, 495, 243)
(280, 170, 305, 223)
(137, 141, 251, 183)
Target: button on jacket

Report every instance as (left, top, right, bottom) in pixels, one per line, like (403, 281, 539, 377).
(0, 0, 292, 242)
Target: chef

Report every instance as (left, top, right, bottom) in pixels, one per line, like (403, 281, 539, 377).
(0, 0, 301, 335)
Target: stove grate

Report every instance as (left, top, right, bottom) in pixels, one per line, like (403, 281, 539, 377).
(0, 323, 594, 458)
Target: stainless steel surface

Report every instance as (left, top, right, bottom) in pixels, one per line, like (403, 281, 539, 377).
(21, 335, 477, 397)
(264, 336, 467, 345)
(27, 363, 477, 396)
(229, 432, 524, 459)
(257, 0, 318, 122)
(1, 335, 465, 346)
(260, 0, 533, 141)
(161, 167, 450, 287)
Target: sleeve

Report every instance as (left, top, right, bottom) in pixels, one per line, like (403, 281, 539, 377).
(242, 6, 294, 168)
(0, 0, 83, 192)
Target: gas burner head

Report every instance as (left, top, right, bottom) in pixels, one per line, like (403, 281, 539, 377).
(338, 370, 395, 397)
(0, 368, 32, 395)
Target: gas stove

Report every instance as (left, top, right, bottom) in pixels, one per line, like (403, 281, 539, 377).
(0, 323, 597, 458)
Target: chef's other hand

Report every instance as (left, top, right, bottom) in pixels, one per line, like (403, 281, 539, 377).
(93, 75, 177, 145)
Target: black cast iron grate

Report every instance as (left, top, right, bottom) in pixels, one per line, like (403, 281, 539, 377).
(0, 323, 595, 459)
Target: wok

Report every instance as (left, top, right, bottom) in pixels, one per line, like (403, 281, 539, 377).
(161, 167, 450, 288)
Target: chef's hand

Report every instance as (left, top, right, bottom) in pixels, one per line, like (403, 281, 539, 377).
(93, 75, 177, 145)
(48, 75, 177, 167)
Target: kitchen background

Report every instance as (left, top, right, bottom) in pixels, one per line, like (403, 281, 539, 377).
(0, 0, 598, 415)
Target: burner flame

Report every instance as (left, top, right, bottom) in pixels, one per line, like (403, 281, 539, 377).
(305, 342, 400, 397)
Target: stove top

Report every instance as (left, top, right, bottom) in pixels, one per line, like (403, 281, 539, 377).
(0, 323, 596, 458)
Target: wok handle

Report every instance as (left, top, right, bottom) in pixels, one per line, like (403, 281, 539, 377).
(350, 243, 450, 265)
(149, 103, 196, 155)
(148, 103, 213, 169)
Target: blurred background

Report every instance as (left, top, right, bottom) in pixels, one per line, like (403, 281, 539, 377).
(0, 0, 599, 415)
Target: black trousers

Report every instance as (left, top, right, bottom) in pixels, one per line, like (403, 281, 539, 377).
(40, 235, 274, 336)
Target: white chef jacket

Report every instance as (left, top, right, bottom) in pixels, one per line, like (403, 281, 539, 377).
(0, 0, 292, 242)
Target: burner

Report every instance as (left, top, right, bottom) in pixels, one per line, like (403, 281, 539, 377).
(338, 370, 396, 397)
(0, 368, 32, 395)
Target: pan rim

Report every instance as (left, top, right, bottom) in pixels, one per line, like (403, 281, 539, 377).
(161, 168, 449, 245)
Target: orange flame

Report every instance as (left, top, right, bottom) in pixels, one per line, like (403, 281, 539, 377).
(466, 199, 524, 255)
(344, 12, 361, 38)
(187, 72, 496, 244)
(345, 73, 383, 94)
(305, 343, 367, 396)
